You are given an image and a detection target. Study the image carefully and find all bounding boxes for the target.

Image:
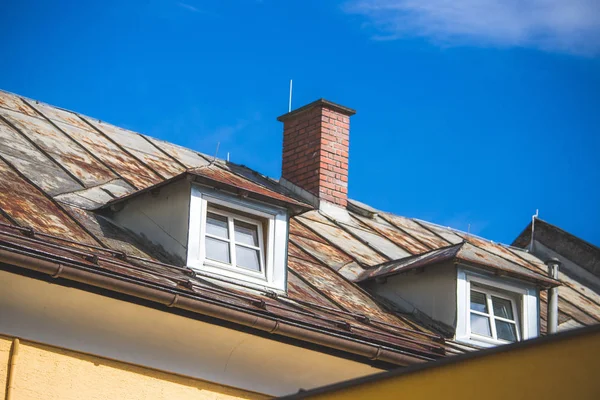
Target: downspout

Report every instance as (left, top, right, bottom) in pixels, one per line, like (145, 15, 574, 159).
(545, 258, 561, 334)
(5, 338, 20, 400)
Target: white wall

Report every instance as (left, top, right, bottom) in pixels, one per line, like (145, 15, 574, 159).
(363, 263, 458, 329)
(111, 179, 191, 263)
(0, 270, 382, 396)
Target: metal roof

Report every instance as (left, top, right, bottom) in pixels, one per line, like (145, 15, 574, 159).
(0, 88, 597, 363)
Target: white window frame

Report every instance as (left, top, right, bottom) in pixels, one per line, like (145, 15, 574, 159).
(456, 267, 539, 348)
(187, 184, 289, 293)
(469, 285, 521, 345)
(203, 207, 266, 279)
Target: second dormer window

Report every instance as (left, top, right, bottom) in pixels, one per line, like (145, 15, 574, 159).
(204, 209, 265, 274)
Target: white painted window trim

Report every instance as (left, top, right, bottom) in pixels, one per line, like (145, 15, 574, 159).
(469, 286, 521, 344)
(187, 184, 288, 293)
(456, 267, 539, 348)
(203, 207, 267, 279)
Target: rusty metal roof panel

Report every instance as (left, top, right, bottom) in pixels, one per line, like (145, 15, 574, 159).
(357, 245, 462, 282)
(457, 242, 559, 286)
(145, 136, 210, 169)
(55, 185, 116, 209)
(0, 158, 97, 245)
(336, 219, 413, 260)
(81, 117, 185, 178)
(220, 161, 309, 204)
(190, 165, 310, 208)
(54, 179, 134, 210)
(456, 232, 539, 270)
(287, 269, 343, 310)
(0, 109, 116, 187)
(413, 220, 464, 245)
(0, 90, 38, 117)
(0, 119, 83, 195)
(380, 213, 451, 250)
(60, 204, 158, 260)
(53, 119, 161, 190)
(297, 211, 389, 266)
(351, 213, 432, 255)
(26, 99, 94, 131)
(289, 219, 357, 271)
(287, 254, 418, 329)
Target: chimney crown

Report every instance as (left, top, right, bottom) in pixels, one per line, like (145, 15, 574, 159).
(279, 99, 355, 208)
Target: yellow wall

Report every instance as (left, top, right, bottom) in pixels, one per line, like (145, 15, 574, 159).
(0, 336, 267, 400)
(288, 327, 600, 400)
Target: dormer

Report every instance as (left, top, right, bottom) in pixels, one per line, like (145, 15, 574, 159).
(102, 163, 310, 293)
(358, 242, 560, 347)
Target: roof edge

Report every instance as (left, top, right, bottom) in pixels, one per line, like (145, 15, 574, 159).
(0, 247, 431, 367)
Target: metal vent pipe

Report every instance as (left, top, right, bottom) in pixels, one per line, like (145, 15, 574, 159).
(545, 257, 561, 334)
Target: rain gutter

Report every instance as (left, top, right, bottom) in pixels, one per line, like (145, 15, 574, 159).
(0, 248, 429, 367)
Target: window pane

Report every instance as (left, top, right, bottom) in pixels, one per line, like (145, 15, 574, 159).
(206, 213, 229, 238)
(205, 237, 230, 264)
(470, 313, 492, 337)
(470, 290, 488, 313)
(492, 296, 514, 320)
(236, 245, 261, 271)
(496, 320, 518, 342)
(206, 212, 229, 239)
(234, 220, 259, 247)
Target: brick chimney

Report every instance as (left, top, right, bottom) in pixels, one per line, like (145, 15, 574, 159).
(278, 99, 356, 208)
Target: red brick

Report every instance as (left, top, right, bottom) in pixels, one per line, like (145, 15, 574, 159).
(281, 100, 353, 206)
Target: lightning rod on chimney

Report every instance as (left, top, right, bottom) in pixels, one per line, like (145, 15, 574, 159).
(288, 79, 293, 112)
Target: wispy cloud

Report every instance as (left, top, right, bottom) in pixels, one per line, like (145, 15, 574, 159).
(344, 0, 600, 55)
(177, 2, 201, 13)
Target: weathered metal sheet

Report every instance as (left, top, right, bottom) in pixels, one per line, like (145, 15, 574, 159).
(0, 109, 115, 187)
(506, 247, 549, 272)
(82, 117, 184, 178)
(146, 136, 210, 169)
(457, 232, 539, 270)
(101, 179, 135, 198)
(191, 165, 309, 207)
(0, 213, 12, 224)
(297, 211, 388, 267)
(337, 262, 367, 281)
(55, 186, 114, 209)
(289, 219, 356, 271)
(414, 220, 464, 245)
(52, 118, 161, 189)
(337, 220, 412, 260)
(352, 213, 431, 254)
(287, 269, 342, 309)
(55, 180, 134, 210)
(221, 161, 307, 204)
(0, 158, 97, 244)
(458, 243, 558, 286)
(0, 90, 38, 117)
(540, 290, 599, 326)
(357, 245, 462, 282)
(287, 253, 415, 328)
(347, 199, 380, 218)
(61, 204, 157, 259)
(27, 100, 94, 131)
(0, 119, 83, 195)
(380, 213, 451, 250)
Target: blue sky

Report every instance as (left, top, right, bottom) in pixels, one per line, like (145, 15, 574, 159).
(1, 0, 599, 246)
